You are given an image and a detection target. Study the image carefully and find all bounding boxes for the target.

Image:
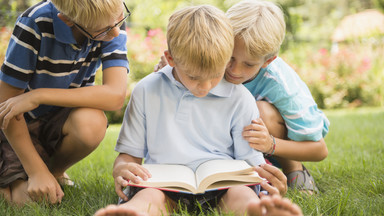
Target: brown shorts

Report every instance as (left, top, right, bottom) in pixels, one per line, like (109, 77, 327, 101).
(0, 108, 73, 188)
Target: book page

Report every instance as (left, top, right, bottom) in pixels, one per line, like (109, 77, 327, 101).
(129, 164, 198, 193)
(195, 160, 258, 193)
(195, 160, 253, 186)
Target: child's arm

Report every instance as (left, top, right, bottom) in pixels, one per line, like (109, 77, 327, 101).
(112, 153, 151, 201)
(0, 81, 64, 204)
(243, 119, 328, 161)
(0, 66, 127, 129)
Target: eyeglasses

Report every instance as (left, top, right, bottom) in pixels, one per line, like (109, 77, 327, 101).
(74, 2, 131, 40)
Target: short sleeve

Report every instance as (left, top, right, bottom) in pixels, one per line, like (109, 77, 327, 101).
(100, 23, 129, 72)
(115, 81, 147, 157)
(0, 16, 41, 89)
(231, 87, 266, 166)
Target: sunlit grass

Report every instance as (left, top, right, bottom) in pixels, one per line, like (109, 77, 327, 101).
(1, 107, 383, 215)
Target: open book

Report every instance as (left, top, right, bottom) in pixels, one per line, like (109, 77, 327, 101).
(128, 159, 265, 194)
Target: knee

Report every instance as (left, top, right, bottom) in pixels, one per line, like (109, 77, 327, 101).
(141, 188, 167, 203)
(317, 139, 328, 161)
(256, 101, 286, 137)
(65, 108, 108, 149)
(257, 101, 281, 123)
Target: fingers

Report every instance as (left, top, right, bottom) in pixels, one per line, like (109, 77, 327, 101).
(114, 163, 151, 201)
(260, 164, 287, 184)
(128, 164, 151, 183)
(255, 165, 280, 196)
(243, 118, 270, 139)
(159, 55, 167, 67)
(48, 185, 58, 204)
(0, 103, 9, 129)
(255, 164, 287, 196)
(56, 185, 64, 204)
(254, 118, 266, 126)
(0, 102, 23, 129)
(243, 119, 264, 132)
(115, 177, 129, 201)
(153, 55, 168, 72)
(260, 181, 280, 196)
(28, 186, 61, 204)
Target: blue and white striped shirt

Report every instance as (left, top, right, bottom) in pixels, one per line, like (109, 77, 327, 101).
(0, 1, 129, 119)
(244, 57, 330, 141)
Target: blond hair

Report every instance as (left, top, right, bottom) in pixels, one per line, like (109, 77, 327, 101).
(226, 0, 286, 60)
(167, 5, 234, 75)
(51, 0, 123, 29)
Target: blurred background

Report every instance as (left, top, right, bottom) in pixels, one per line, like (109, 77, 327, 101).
(1, 0, 383, 123)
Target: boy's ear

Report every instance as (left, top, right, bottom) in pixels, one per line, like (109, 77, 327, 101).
(261, 56, 277, 68)
(57, 13, 74, 27)
(164, 50, 175, 67)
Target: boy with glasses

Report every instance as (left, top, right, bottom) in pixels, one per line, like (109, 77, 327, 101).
(0, 0, 130, 205)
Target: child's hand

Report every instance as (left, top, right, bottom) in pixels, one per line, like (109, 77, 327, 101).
(113, 162, 151, 201)
(153, 55, 167, 72)
(255, 164, 287, 196)
(0, 92, 39, 129)
(243, 118, 274, 153)
(27, 170, 64, 204)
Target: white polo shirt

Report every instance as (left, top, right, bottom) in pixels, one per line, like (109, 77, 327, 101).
(116, 65, 265, 171)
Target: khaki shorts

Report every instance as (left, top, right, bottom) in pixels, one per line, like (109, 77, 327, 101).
(0, 108, 72, 188)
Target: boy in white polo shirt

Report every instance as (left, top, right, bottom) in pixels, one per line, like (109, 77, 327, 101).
(95, 4, 302, 216)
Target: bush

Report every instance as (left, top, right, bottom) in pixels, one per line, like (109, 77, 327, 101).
(105, 28, 168, 123)
(280, 42, 384, 109)
(125, 28, 167, 82)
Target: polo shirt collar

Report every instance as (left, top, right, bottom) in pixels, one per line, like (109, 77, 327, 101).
(159, 65, 234, 98)
(51, 4, 78, 45)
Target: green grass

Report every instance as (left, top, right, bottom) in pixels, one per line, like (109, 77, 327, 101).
(1, 107, 384, 215)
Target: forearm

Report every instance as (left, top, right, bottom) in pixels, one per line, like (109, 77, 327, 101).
(32, 84, 126, 111)
(273, 138, 328, 161)
(29, 66, 127, 111)
(3, 118, 49, 177)
(114, 153, 142, 166)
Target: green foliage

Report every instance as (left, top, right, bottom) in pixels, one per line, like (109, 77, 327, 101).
(126, 0, 237, 31)
(280, 42, 384, 109)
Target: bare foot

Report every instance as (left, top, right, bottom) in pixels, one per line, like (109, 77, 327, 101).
(55, 172, 74, 186)
(246, 200, 263, 216)
(94, 204, 148, 216)
(260, 194, 303, 216)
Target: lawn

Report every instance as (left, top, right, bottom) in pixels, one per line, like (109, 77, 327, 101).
(0, 107, 383, 215)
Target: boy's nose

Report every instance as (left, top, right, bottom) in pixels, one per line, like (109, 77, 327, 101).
(198, 81, 212, 91)
(228, 61, 239, 74)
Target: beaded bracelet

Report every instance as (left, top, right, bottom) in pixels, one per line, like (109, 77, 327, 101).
(265, 135, 276, 157)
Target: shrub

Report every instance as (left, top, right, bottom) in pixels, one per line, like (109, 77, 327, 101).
(280, 42, 384, 109)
